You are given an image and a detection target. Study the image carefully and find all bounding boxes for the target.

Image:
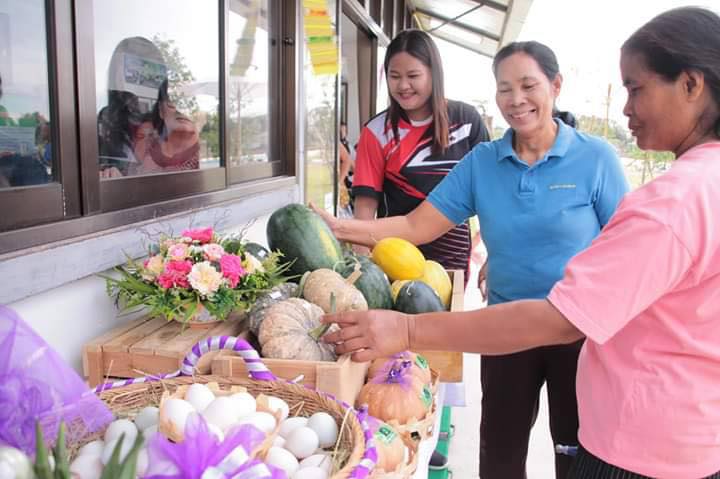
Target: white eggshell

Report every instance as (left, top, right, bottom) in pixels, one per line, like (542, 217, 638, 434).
(229, 392, 257, 418)
(103, 419, 138, 444)
(279, 416, 308, 438)
(78, 439, 105, 458)
(185, 383, 216, 412)
(285, 427, 319, 459)
(202, 396, 239, 431)
(207, 422, 225, 442)
(136, 448, 149, 476)
(307, 412, 338, 448)
(273, 436, 286, 448)
(69, 454, 103, 479)
(236, 411, 277, 434)
(161, 398, 196, 434)
(265, 446, 299, 476)
(134, 406, 159, 431)
(300, 454, 333, 474)
(142, 425, 158, 440)
(144, 458, 180, 476)
(292, 466, 329, 479)
(48, 456, 55, 471)
(101, 436, 134, 465)
(265, 396, 290, 421)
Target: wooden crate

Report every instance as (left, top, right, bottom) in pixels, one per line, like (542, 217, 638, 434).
(212, 353, 369, 405)
(416, 269, 465, 382)
(82, 314, 246, 387)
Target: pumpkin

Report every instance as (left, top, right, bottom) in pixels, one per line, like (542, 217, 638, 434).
(266, 204, 344, 279)
(365, 416, 407, 473)
(367, 351, 432, 385)
(301, 268, 368, 314)
(357, 361, 433, 424)
(258, 298, 337, 361)
(420, 260, 452, 309)
(371, 238, 425, 281)
(247, 283, 299, 335)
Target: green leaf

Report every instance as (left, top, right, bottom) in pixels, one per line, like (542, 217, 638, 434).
(33, 421, 52, 479)
(52, 422, 70, 479)
(99, 433, 125, 479)
(114, 433, 144, 479)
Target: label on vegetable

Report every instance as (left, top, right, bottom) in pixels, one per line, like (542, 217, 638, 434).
(420, 385, 433, 408)
(269, 291, 282, 299)
(415, 354, 429, 370)
(375, 425, 397, 445)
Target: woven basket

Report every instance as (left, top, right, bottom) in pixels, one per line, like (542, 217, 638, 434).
(78, 335, 377, 479)
(369, 432, 419, 479)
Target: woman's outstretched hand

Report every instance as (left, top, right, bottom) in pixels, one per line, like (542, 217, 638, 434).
(309, 202, 340, 234)
(321, 309, 411, 362)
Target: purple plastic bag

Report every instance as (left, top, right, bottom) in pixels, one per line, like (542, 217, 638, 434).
(145, 413, 286, 479)
(0, 306, 113, 454)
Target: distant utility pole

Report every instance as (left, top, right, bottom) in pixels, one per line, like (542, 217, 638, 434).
(604, 83, 612, 139)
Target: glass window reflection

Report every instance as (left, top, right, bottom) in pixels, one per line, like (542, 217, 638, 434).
(228, 0, 271, 171)
(93, 1, 219, 178)
(0, 1, 53, 188)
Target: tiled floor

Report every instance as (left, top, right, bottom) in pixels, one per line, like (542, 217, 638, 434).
(446, 260, 556, 478)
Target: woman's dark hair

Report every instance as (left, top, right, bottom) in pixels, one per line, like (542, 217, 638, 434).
(492, 41, 576, 128)
(384, 29, 449, 153)
(151, 79, 170, 137)
(622, 7, 720, 137)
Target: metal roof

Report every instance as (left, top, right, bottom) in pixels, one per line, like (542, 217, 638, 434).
(407, 0, 533, 58)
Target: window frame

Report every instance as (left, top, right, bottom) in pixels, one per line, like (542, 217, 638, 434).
(0, 0, 298, 255)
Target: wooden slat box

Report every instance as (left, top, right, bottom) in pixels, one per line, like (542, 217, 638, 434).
(82, 315, 245, 387)
(417, 269, 465, 383)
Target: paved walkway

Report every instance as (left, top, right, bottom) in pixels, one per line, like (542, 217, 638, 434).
(446, 259, 557, 478)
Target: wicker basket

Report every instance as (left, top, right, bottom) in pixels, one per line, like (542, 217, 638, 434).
(369, 433, 419, 479)
(78, 335, 376, 479)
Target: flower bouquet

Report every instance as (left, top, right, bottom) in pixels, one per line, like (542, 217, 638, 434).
(104, 227, 292, 326)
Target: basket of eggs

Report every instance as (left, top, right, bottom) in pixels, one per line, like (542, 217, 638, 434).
(64, 336, 377, 479)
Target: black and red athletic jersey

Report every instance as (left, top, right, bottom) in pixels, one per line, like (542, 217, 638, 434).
(353, 100, 489, 275)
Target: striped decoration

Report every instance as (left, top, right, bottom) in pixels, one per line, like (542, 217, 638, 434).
(89, 335, 377, 478)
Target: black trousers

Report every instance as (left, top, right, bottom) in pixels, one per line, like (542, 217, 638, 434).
(569, 445, 720, 479)
(479, 340, 583, 479)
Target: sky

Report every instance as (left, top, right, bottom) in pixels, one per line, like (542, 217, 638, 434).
(437, 0, 720, 131)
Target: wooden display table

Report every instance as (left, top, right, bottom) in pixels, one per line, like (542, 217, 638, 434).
(82, 315, 245, 386)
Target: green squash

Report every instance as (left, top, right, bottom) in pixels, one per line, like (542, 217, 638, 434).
(338, 254, 393, 310)
(393, 280, 445, 314)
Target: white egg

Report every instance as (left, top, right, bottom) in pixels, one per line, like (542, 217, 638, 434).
(279, 416, 308, 438)
(184, 383, 216, 412)
(307, 412, 338, 448)
(103, 419, 137, 444)
(235, 411, 277, 434)
(48, 456, 55, 471)
(69, 454, 103, 479)
(161, 398, 196, 434)
(142, 425, 158, 440)
(299, 454, 333, 474)
(100, 436, 133, 465)
(285, 427, 319, 459)
(292, 466, 328, 479)
(134, 406, 159, 431)
(144, 458, 180, 476)
(229, 392, 257, 418)
(202, 396, 239, 431)
(265, 396, 290, 421)
(265, 446, 299, 476)
(78, 439, 104, 458)
(135, 449, 149, 477)
(273, 436, 286, 448)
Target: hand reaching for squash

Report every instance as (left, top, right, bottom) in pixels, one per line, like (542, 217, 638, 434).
(309, 202, 340, 235)
(321, 309, 411, 362)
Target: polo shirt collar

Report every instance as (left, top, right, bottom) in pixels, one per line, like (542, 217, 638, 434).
(497, 118, 573, 163)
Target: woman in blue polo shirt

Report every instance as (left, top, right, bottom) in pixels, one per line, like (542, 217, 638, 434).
(314, 41, 628, 479)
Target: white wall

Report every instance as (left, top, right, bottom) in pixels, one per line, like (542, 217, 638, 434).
(6, 190, 297, 373)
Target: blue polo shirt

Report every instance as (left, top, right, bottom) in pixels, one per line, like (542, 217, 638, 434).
(428, 120, 629, 304)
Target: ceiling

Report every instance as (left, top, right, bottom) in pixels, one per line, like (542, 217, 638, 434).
(407, 0, 534, 58)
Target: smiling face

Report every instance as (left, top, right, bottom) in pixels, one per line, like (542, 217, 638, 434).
(495, 52, 561, 137)
(387, 51, 433, 121)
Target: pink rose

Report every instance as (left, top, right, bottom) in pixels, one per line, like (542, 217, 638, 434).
(168, 243, 189, 260)
(219, 254, 246, 288)
(181, 227, 214, 244)
(157, 260, 192, 289)
(203, 243, 225, 262)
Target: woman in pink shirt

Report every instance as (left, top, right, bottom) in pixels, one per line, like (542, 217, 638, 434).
(321, 7, 720, 478)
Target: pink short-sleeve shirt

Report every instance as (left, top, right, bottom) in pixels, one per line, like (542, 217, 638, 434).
(548, 142, 720, 478)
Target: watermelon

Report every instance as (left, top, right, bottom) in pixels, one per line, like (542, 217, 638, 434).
(338, 254, 393, 309)
(393, 280, 445, 314)
(244, 241, 270, 261)
(266, 204, 343, 279)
